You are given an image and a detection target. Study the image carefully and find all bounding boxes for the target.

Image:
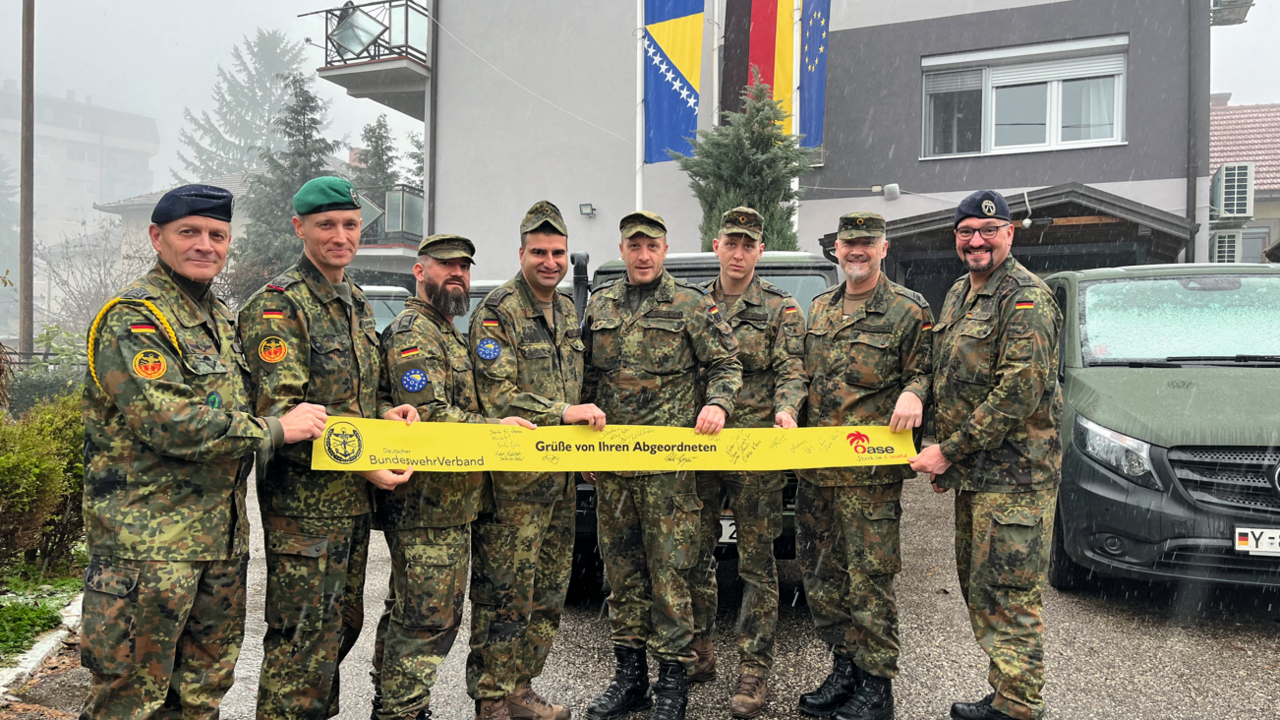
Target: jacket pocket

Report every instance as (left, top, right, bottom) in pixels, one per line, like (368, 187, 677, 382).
(639, 316, 692, 376)
(842, 331, 898, 389)
(668, 492, 704, 570)
(397, 532, 466, 630)
(265, 532, 329, 631)
(954, 321, 996, 386)
(80, 557, 140, 677)
(308, 333, 355, 404)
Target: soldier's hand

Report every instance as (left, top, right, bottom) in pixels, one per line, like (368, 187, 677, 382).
(890, 392, 924, 433)
(909, 444, 952, 475)
(695, 404, 728, 435)
(931, 476, 949, 493)
(774, 411, 798, 429)
(563, 403, 607, 431)
(278, 403, 328, 444)
(582, 471, 597, 485)
(384, 404, 419, 426)
(359, 468, 413, 490)
(500, 416, 537, 430)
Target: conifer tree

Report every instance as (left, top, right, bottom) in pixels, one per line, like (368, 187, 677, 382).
(671, 70, 817, 251)
(403, 132, 424, 191)
(351, 115, 401, 190)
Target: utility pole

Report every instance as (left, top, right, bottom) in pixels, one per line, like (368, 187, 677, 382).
(19, 0, 35, 354)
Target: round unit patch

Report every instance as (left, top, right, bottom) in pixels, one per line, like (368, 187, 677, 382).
(323, 421, 363, 465)
(401, 368, 428, 393)
(206, 391, 223, 409)
(258, 336, 288, 364)
(132, 350, 167, 379)
(476, 338, 501, 361)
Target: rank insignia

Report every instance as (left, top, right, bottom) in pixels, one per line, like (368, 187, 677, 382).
(258, 336, 288, 363)
(132, 349, 167, 379)
(476, 338, 501, 361)
(401, 368, 428, 393)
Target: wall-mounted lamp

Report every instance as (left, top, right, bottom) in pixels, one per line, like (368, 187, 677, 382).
(579, 203, 597, 219)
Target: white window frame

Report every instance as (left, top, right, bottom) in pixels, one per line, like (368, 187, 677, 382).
(921, 35, 1128, 160)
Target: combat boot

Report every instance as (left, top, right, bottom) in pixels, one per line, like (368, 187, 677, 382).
(650, 661, 689, 720)
(798, 655, 862, 717)
(477, 698, 512, 720)
(728, 674, 767, 718)
(369, 693, 383, 720)
(834, 674, 893, 720)
(687, 637, 716, 683)
(951, 694, 1020, 720)
(585, 647, 652, 720)
(507, 680, 571, 720)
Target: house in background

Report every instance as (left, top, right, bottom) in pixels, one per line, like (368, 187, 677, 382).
(1209, 93, 1280, 263)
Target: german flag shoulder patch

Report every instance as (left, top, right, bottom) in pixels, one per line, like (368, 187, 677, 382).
(129, 323, 157, 334)
(1014, 301, 1035, 310)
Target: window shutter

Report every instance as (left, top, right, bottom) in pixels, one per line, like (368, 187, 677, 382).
(990, 54, 1125, 86)
(924, 69, 983, 95)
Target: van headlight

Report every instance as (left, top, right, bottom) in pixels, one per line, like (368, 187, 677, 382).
(1074, 415, 1161, 490)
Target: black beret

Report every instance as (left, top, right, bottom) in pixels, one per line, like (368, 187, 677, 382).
(151, 184, 234, 225)
(953, 190, 1011, 228)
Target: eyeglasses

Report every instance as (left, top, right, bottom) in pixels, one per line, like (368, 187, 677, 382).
(955, 223, 1010, 240)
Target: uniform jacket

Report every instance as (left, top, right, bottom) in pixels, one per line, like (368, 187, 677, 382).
(83, 262, 279, 561)
(581, 270, 743, 477)
(374, 296, 490, 529)
(238, 255, 383, 517)
(471, 272, 584, 502)
(932, 256, 1063, 492)
(798, 274, 933, 487)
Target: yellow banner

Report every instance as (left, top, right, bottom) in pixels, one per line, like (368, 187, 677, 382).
(310, 418, 916, 473)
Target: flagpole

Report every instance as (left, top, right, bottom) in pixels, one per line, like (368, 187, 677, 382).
(636, 0, 645, 211)
(710, 0, 720, 127)
(791, 1, 802, 236)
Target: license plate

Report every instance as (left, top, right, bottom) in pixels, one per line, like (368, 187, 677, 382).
(719, 518, 737, 544)
(1235, 527, 1280, 556)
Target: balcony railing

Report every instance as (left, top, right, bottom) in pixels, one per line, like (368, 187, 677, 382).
(313, 0, 431, 68)
(357, 183, 425, 245)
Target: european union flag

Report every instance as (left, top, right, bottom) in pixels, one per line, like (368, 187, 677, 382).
(799, 0, 830, 148)
(644, 0, 705, 163)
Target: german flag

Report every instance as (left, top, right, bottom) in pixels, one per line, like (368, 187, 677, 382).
(1015, 301, 1035, 310)
(721, 0, 796, 133)
(262, 310, 284, 320)
(784, 306, 799, 314)
(1238, 531, 1251, 548)
(400, 347, 421, 358)
(482, 319, 500, 327)
(130, 323, 156, 334)
(921, 322, 933, 331)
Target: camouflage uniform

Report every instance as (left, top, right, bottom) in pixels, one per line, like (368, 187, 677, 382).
(370, 295, 490, 719)
(81, 261, 280, 720)
(797, 272, 932, 680)
(931, 255, 1062, 720)
(466, 272, 584, 701)
(238, 254, 384, 720)
(581, 269, 742, 669)
(688, 275, 807, 679)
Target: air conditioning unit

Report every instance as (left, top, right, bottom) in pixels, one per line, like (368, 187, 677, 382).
(1211, 230, 1240, 263)
(1210, 162, 1254, 222)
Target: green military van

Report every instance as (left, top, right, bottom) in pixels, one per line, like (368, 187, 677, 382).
(1043, 263, 1280, 589)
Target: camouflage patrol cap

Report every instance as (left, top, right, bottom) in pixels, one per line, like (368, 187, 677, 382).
(619, 210, 667, 239)
(837, 211, 886, 240)
(719, 206, 764, 242)
(520, 200, 568, 237)
(418, 233, 477, 263)
(293, 176, 360, 216)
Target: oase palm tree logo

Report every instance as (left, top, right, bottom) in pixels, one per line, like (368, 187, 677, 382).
(323, 422, 363, 465)
(846, 431, 870, 447)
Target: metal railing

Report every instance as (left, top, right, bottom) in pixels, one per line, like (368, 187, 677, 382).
(356, 183, 425, 245)
(310, 0, 432, 68)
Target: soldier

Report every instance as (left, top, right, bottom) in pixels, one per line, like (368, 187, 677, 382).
(80, 185, 329, 720)
(686, 207, 807, 718)
(371, 234, 534, 720)
(909, 191, 1062, 720)
(797, 212, 932, 720)
(468, 202, 607, 720)
(582, 211, 742, 720)
(238, 176, 417, 720)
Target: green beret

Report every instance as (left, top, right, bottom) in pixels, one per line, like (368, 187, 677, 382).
(719, 206, 764, 242)
(837, 211, 886, 240)
(619, 210, 667, 239)
(293, 176, 361, 216)
(520, 200, 568, 237)
(418, 233, 477, 263)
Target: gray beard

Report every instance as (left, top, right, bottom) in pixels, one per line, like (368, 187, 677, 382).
(424, 277, 470, 316)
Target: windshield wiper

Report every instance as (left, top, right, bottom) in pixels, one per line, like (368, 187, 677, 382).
(1088, 360, 1183, 368)
(1164, 354, 1280, 364)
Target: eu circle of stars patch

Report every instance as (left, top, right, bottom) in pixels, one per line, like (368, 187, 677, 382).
(401, 368, 428, 393)
(476, 338, 501, 361)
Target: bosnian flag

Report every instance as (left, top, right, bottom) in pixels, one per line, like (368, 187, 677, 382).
(644, 0, 704, 163)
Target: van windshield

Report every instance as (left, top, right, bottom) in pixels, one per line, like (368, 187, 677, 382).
(1079, 274, 1280, 365)
(367, 297, 407, 332)
(593, 269, 833, 318)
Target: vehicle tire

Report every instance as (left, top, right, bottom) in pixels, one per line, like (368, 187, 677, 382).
(566, 534, 607, 602)
(1047, 508, 1090, 591)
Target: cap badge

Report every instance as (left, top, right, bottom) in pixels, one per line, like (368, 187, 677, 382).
(856, 217, 865, 225)
(982, 200, 996, 216)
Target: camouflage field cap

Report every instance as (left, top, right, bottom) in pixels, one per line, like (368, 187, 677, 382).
(719, 206, 764, 241)
(418, 233, 477, 263)
(619, 210, 667, 239)
(837, 211, 887, 240)
(293, 176, 361, 216)
(520, 200, 568, 237)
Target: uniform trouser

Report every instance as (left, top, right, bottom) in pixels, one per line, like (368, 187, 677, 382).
(370, 524, 470, 719)
(796, 479, 904, 679)
(689, 470, 784, 678)
(467, 495, 575, 700)
(256, 513, 372, 720)
(596, 470, 702, 670)
(954, 488, 1057, 720)
(79, 555, 247, 720)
